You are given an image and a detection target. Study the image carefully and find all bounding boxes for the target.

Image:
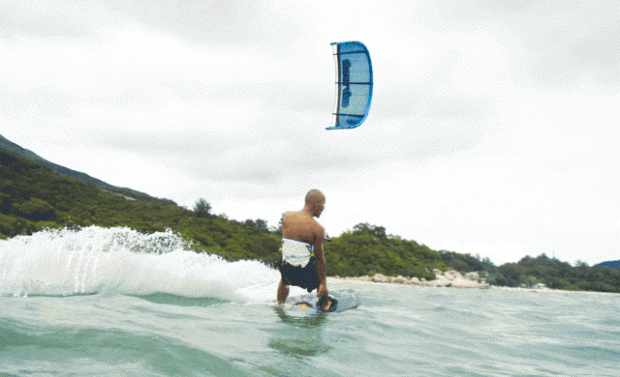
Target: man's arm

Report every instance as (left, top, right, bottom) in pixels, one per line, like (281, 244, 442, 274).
(313, 224, 328, 300)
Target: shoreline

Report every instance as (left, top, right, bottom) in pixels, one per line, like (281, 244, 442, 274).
(327, 269, 491, 290)
(488, 285, 620, 296)
(326, 271, 620, 296)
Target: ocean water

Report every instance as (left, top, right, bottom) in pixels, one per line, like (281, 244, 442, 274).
(1, 227, 619, 377)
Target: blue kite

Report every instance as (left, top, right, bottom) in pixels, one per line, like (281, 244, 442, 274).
(327, 41, 373, 130)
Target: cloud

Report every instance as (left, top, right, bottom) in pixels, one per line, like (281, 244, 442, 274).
(1, 0, 618, 266)
(1, 85, 73, 120)
(1, 0, 116, 40)
(0, 0, 302, 47)
(451, 0, 620, 86)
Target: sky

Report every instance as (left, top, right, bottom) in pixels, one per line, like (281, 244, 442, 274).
(1, 0, 618, 266)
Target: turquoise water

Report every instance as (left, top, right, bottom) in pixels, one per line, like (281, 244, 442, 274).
(2, 227, 619, 376)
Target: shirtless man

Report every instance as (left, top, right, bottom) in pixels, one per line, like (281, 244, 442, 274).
(277, 189, 333, 311)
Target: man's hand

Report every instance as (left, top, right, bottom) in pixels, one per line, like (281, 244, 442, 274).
(317, 282, 332, 311)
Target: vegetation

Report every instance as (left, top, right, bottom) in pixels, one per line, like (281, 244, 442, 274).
(439, 251, 620, 293)
(0, 149, 280, 263)
(0, 134, 171, 205)
(325, 224, 441, 280)
(192, 198, 212, 218)
(489, 255, 620, 293)
(1, 146, 619, 293)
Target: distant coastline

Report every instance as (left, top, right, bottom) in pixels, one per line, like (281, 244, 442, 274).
(327, 269, 620, 296)
(329, 269, 490, 289)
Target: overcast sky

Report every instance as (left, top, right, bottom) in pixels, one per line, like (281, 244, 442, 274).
(1, 0, 618, 266)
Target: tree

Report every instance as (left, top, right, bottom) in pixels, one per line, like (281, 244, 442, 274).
(193, 198, 211, 218)
(243, 219, 269, 232)
(574, 260, 589, 269)
(352, 223, 387, 241)
(498, 263, 522, 287)
(255, 219, 268, 232)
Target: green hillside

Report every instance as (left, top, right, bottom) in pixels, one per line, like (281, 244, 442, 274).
(0, 146, 446, 277)
(0, 134, 171, 204)
(0, 148, 280, 262)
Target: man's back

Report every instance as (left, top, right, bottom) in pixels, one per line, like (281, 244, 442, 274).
(281, 210, 324, 246)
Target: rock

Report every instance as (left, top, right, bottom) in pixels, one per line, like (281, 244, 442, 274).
(430, 278, 451, 287)
(464, 272, 480, 282)
(335, 272, 490, 289)
(372, 273, 390, 283)
(444, 270, 462, 281)
(450, 278, 476, 288)
(450, 278, 490, 289)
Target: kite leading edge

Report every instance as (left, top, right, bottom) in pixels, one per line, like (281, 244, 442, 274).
(327, 41, 373, 130)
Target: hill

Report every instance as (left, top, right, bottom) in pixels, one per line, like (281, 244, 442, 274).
(2, 136, 620, 292)
(595, 261, 620, 271)
(0, 134, 173, 205)
(0, 147, 285, 263)
(0, 146, 448, 278)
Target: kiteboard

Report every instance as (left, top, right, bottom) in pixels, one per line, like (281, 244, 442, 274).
(285, 289, 361, 313)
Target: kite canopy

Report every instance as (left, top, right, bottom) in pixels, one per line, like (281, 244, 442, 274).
(328, 41, 373, 130)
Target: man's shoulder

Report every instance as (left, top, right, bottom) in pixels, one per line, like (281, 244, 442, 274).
(282, 210, 299, 219)
(310, 220, 325, 242)
(314, 221, 325, 231)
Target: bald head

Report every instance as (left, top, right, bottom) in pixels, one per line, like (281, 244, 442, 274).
(304, 189, 326, 217)
(305, 189, 325, 205)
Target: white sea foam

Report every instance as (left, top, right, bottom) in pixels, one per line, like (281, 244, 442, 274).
(0, 226, 282, 301)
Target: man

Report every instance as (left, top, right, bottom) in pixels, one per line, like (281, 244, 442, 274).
(277, 189, 333, 311)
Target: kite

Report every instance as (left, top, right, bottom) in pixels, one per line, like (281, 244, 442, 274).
(327, 41, 373, 130)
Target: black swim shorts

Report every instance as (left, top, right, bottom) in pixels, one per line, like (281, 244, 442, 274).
(278, 257, 320, 293)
